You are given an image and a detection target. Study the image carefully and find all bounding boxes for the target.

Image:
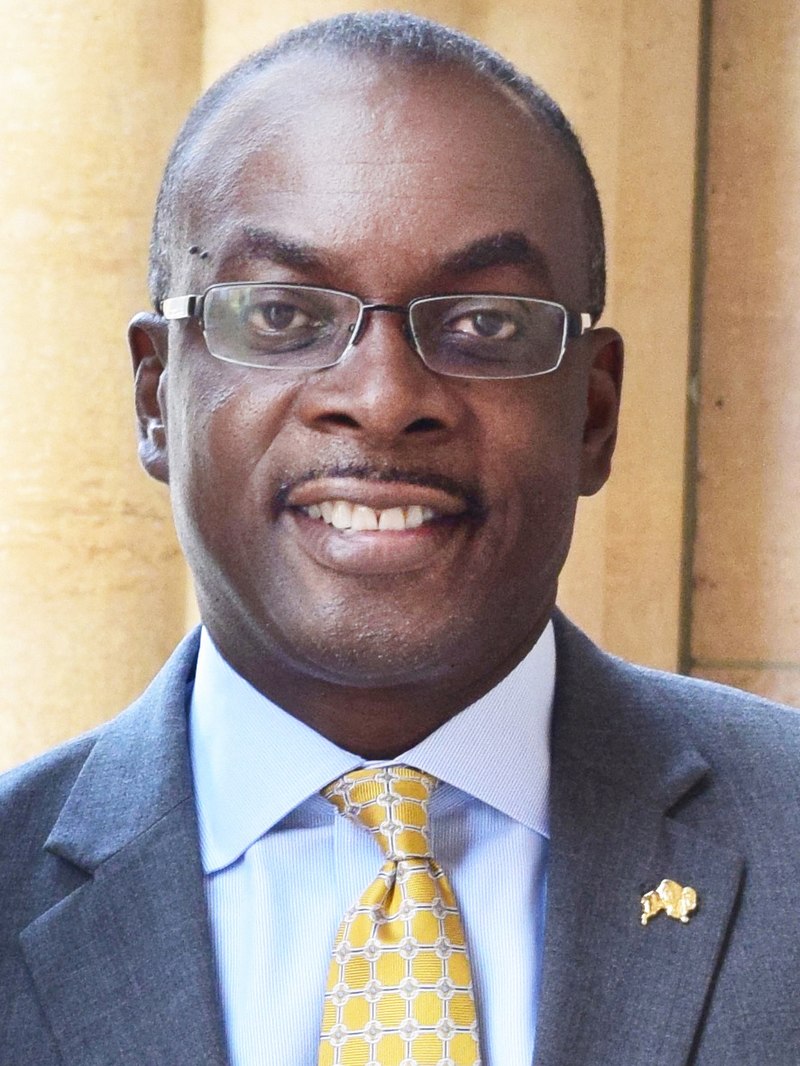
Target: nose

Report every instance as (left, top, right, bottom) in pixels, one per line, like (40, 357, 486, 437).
(295, 308, 465, 443)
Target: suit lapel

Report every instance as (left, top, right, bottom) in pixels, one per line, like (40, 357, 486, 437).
(20, 632, 229, 1066)
(534, 616, 744, 1066)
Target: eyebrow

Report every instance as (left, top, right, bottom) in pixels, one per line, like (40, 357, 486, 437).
(440, 231, 553, 283)
(221, 226, 328, 271)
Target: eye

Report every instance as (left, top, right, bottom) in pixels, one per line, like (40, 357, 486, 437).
(446, 308, 518, 340)
(248, 300, 316, 334)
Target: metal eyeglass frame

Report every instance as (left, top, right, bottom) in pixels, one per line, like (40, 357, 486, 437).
(160, 283, 594, 379)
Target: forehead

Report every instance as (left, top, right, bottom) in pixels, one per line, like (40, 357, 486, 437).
(174, 53, 588, 301)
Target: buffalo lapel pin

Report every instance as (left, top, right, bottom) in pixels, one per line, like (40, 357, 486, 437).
(641, 879, 698, 925)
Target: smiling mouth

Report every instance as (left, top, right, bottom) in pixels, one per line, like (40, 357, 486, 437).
(301, 500, 438, 532)
(278, 469, 485, 575)
(279, 467, 485, 530)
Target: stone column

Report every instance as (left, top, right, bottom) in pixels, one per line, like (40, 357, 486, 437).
(0, 0, 202, 769)
(689, 0, 800, 704)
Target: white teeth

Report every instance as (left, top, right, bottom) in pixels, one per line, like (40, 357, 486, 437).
(405, 505, 424, 529)
(351, 504, 379, 531)
(378, 507, 406, 531)
(331, 500, 352, 529)
(303, 500, 440, 531)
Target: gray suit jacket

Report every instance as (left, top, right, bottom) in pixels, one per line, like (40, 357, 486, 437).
(2, 614, 800, 1065)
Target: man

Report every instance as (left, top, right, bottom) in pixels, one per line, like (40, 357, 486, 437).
(2, 12, 799, 1066)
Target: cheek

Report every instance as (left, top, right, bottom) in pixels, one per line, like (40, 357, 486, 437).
(475, 382, 586, 561)
(164, 358, 296, 539)
(476, 377, 586, 494)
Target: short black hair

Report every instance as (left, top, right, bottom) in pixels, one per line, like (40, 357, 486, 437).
(149, 11, 605, 317)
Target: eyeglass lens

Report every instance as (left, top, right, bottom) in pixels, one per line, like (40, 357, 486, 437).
(202, 284, 568, 378)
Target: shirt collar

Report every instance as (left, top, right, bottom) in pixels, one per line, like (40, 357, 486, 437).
(401, 624, 553, 837)
(190, 623, 554, 873)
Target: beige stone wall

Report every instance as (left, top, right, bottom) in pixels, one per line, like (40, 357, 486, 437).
(1, 0, 798, 771)
(0, 1, 201, 769)
(689, 0, 800, 703)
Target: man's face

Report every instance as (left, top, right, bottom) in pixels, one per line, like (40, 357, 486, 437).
(131, 54, 621, 707)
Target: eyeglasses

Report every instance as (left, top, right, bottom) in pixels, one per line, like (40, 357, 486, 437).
(160, 283, 593, 380)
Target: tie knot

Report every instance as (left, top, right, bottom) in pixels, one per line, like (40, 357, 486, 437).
(322, 765, 437, 860)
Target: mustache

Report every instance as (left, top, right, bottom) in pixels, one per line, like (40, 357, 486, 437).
(275, 461, 487, 517)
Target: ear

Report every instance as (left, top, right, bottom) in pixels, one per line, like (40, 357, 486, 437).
(579, 327, 624, 496)
(128, 312, 170, 484)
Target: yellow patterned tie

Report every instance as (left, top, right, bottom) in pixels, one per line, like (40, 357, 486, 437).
(319, 766, 481, 1066)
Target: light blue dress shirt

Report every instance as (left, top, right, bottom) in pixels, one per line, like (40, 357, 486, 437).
(189, 623, 554, 1066)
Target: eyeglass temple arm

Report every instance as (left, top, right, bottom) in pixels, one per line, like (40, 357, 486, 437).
(568, 311, 594, 338)
(160, 294, 202, 320)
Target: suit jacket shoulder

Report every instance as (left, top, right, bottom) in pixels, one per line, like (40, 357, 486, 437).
(553, 609, 800, 808)
(0, 629, 229, 1066)
(535, 613, 800, 1066)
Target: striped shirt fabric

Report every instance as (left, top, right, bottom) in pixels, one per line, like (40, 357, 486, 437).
(189, 622, 554, 1066)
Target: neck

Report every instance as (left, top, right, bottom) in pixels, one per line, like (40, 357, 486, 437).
(206, 610, 551, 758)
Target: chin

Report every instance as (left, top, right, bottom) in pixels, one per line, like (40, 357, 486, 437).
(277, 612, 472, 690)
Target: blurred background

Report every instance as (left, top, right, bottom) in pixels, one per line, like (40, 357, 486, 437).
(1, 0, 799, 771)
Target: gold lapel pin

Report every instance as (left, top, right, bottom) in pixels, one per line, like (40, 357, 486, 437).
(641, 879, 698, 925)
